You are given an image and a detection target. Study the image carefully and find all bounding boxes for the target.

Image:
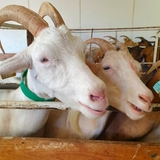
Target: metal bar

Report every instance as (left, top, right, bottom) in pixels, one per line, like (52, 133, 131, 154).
(153, 30, 160, 63)
(1, 23, 160, 32)
(70, 26, 160, 32)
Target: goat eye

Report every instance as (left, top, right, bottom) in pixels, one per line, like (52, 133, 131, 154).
(103, 66, 110, 70)
(40, 58, 48, 63)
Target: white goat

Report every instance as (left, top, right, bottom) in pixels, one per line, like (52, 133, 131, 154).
(44, 38, 154, 139)
(96, 61, 160, 143)
(0, 4, 108, 136)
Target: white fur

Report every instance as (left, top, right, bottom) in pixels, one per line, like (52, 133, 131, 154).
(0, 26, 108, 136)
(44, 42, 154, 140)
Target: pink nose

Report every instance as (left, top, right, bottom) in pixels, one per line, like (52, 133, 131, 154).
(139, 94, 152, 105)
(90, 91, 106, 102)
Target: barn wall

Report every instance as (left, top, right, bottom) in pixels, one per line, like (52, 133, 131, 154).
(0, 0, 160, 53)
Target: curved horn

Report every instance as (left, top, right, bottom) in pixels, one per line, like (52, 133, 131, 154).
(135, 37, 146, 41)
(150, 36, 156, 39)
(0, 5, 48, 37)
(120, 35, 129, 40)
(147, 61, 160, 74)
(104, 36, 118, 42)
(38, 2, 65, 27)
(85, 38, 115, 53)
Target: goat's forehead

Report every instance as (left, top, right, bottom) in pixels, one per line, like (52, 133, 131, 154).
(102, 50, 138, 68)
(37, 27, 67, 44)
(104, 50, 130, 61)
(38, 27, 83, 44)
(36, 27, 85, 53)
(32, 43, 85, 59)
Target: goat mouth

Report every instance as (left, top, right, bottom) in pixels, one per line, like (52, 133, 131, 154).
(131, 103, 145, 115)
(79, 102, 106, 116)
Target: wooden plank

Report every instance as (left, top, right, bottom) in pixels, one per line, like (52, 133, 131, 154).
(0, 83, 19, 89)
(0, 137, 160, 160)
(0, 101, 68, 110)
(0, 100, 160, 111)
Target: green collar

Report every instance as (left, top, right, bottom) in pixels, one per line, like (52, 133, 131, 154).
(20, 70, 55, 102)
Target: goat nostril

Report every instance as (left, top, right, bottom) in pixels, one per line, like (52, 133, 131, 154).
(90, 92, 105, 102)
(90, 95, 99, 101)
(139, 95, 151, 104)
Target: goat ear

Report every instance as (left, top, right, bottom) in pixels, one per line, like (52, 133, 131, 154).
(0, 49, 31, 75)
(85, 59, 99, 75)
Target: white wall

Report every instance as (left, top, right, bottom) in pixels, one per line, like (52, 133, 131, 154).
(0, 0, 160, 53)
